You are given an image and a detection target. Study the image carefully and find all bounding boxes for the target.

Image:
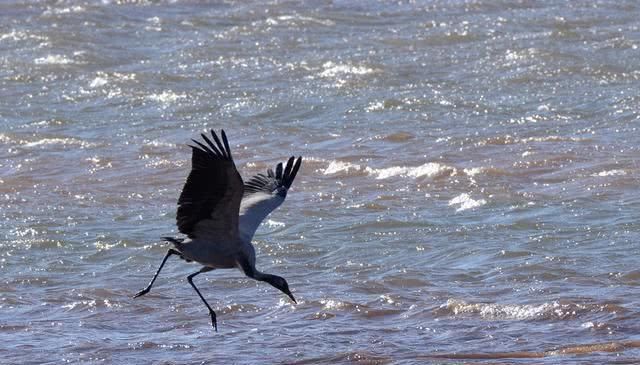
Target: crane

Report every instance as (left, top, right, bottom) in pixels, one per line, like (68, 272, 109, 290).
(134, 129, 302, 331)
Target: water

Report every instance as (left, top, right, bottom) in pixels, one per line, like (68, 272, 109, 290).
(1, 1, 640, 363)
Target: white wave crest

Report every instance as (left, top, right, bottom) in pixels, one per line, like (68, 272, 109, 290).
(42, 5, 85, 16)
(147, 90, 187, 104)
(275, 15, 335, 26)
(35, 54, 73, 65)
(401, 163, 455, 179)
(0, 30, 48, 42)
(323, 160, 455, 180)
(24, 137, 96, 148)
(594, 169, 626, 177)
(265, 219, 285, 228)
(442, 298, 558, 320)
(448, 193, 487, 212)
(89, 76, 108, 88)
(319, 61, 377, 78)
(323, 161, 362, 175)
(366, 162, 455, 179)
(463, 167, 485, 176)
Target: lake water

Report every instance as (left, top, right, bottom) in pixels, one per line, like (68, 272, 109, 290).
(1, 1, 640, 364)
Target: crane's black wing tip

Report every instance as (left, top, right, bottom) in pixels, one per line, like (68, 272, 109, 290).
(190, 139, 217, 157)
(243, 155, 302, 195)
(188, 129, 235, 162)
(244, 173, 275, 195)
(284, 156, 302, 189)
(209, 129, 232, 160)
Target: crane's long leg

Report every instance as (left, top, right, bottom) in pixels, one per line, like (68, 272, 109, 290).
(133, 248, 179, 298)
(187, 267, 217, 331)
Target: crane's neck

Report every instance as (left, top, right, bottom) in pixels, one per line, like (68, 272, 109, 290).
(240, 261, 272, 283)
(252, 270, 277, 283)
(238, 258, 296, 303)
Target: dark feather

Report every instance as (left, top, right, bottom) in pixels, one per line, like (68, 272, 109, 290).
(176, 129, 243, 237)
(243, 156, 302, 195)
(284, 156, 302, 189)
(199, 133, 222, 156)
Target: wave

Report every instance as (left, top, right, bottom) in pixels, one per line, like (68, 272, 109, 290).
(323, 160, 456, 180)
(319, 61, 379, 78)
(266, 14, 335, 27)
(321, 158, 514, 182)
(366, 162, 455, 180)
(288, 351, 391, 365)
(144, 158, 185, 169)
(34, 54, 74, 65)
(438, 298, 622, 320)
(593, 169, 626, 177)
(146, 90, 187, 104)
(423, 340, 640, 360)
(89, 76, 108, 88)
(0, 30, 48, 42)
(264, 219, 285, 228)
(448, 193, 487, 212)
(24, 137, 97, 148)
(323, 160, 364, 176)
(476, 134, 587, 147)
(42, 5, 85, 16)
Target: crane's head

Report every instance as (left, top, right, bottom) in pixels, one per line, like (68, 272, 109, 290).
(266, 274, 296, 303)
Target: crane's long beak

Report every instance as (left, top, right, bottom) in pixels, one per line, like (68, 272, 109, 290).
(287, 291, 297, 304)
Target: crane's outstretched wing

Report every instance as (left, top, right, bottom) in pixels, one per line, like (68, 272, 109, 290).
(238, 156, 302, 241)
(177, 129, 244, 239)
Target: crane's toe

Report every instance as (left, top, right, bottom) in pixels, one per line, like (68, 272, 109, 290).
(209, 310, 218, 332)
(133, 288, 149, 298)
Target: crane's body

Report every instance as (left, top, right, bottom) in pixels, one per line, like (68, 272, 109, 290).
(134, 129, 302, 331)
(174, 236, 247, 269)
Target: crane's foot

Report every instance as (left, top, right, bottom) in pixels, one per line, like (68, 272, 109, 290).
(210, 310, 218, 332)
(133, 288, 150, 298)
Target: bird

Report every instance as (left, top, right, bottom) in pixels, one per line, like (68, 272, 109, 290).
(134, 129, 302, 331)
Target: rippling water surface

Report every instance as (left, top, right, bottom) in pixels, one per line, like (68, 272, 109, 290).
(2, 1, 640, 364)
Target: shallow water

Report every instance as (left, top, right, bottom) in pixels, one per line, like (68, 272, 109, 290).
(1, 1, 640, 364)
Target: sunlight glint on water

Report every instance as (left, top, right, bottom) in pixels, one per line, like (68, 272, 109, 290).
(1, 1, 639, 363)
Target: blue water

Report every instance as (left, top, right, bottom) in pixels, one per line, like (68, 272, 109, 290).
(1, 1, 640, 363)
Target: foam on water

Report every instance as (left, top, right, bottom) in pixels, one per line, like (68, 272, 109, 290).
(89, 77, 108, 88)
(442, 299, 558, 320)
(0, 133, 14, 143)
(440, 299, 620, 321)
(0, 30, 48, 42)
(323, 160, 362, 175)
(34, 54, 74, 65)
(146, 90, 187, 104)
(323, 160, 456, 180)
(42, 5, 85, 16)
(462, 167, 485, 176)
(273, 15, 335, 27)
(594, 169, 626, 177)
(23, 137, 96, 148)
(476, 134, 586, 147)
(264, 219, 285, 228)
(367, 162, 456, 180)
(319, 61, 378, 78)
(448, 193, 487, 212)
